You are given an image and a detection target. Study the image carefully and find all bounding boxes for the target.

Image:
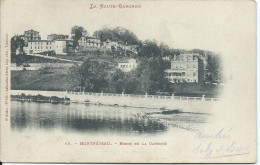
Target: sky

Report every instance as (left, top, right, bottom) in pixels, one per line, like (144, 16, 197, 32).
(1, 0, 256, 54)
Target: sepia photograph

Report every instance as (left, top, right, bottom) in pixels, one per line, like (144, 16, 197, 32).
(0, 0, 257, 163)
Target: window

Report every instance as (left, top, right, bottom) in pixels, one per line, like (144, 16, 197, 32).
(47, 42, 49, 45)
(35, 47, 36, 49)
(193, 64, 196, 68)
(31, 47, 32, 49)
(193, 72, 196, 76)
(50, 46, 51, 49)
(41, 46, 42, 49)
(187, 64, 189, 68)
(46, 46, 48, 49)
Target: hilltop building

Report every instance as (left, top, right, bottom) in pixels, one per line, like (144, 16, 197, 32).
(103, 39, 138, 54)
(103, 39, 119, 50)
(24, 39, 73, 55)
(165, 53, 204, 83)
(19, 29, 139, 55)
(118, 58, 138, 72)
(123, 44, 139, 54)
(54, 40, 73, 55)
(24, 40, 55, 54)
(78, 36, 102, 50)
(20, 29, 41, 46)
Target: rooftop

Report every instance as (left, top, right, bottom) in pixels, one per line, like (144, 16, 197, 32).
(24, 29, 39, 33)
(29, 40, 52, 42)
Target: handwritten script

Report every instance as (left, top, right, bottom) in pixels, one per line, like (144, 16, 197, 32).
(192, 128, 250, 159)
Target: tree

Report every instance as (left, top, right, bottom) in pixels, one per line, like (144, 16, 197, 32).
(168, 49, 183, 56)
(159, 42, 170, 57)
(108, 69, 127, 93)
(48, 34, 69, 40)
(67, 64, 88, 91)
(206, 54, 223, 82)
(93, 26, 141, 45)
(11, 35, 26, 65)
(71, 26, 85, 49)
(129, 57, 171, 95)
(139, 40, 160, 58)
(67, 59, 109, 92)
(11, 35, 24, 53)
(188, 49, 205, 56)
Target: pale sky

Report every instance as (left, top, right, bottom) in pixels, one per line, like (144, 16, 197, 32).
(1, 0, 256, 53)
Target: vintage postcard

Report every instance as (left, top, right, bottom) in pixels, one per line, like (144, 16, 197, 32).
(0, 0, 257, 163)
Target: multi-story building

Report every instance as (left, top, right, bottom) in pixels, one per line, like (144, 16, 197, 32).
(118, 58, 138, 72)
(78, 36, 101, 49)
(25, 40, 55, 54)
(165, 53, 204, 83)
(54, 40, 73, 55)
(103, 39, 139, 54)
(20, 29, 41, 46)
(24, 40, 73, 55)
(103, 39, 119, 50)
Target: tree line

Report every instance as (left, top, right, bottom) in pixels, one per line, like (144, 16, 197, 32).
(67, 57, 172, 95)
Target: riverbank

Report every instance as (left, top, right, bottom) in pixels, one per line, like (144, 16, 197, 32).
(11, 90, 220, 113)
(11, 93, 183, 112)
(11, 94, 70, 104)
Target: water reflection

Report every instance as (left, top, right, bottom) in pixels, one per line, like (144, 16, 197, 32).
(11, 101, 167, 134)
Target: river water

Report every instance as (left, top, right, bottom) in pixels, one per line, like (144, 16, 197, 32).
(11, 101, 212, 135)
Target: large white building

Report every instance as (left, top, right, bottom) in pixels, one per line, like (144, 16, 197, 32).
(165, 53, 204, 83)
(24, 39, 73, 55)
(118, 58, 138, 72)
(25, 40, 55, 54)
